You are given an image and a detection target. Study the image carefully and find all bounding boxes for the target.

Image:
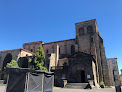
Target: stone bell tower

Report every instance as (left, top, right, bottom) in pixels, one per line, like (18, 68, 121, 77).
(74, 19, 111, 86)
(74, 19, 107, 85)
(75, 19, 97, 54)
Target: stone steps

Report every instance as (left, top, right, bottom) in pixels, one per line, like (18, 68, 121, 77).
(65, 83, 91, 89)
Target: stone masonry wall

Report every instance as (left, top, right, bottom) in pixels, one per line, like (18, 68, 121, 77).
(100, 44, 111, 86)
(0, 49, 20, 69)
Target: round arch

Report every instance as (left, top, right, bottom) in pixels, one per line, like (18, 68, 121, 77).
(18, 57, 28, 68)
(2, 53, 12, 70)
(71, 45, 75, 54)
(87, 26, 93, 34)
(79, 27, 84, 36)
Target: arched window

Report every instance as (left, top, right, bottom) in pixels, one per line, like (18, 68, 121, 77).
(18, 57, 28, 68)
(2, 53, 12, 70)
(71, 45, 75, 54)
(52, 46, 54, 53)
(46, 49, 48, 54)
(79, 28, 84, 36)
(87, 26, 93, 34)
(21, 57, 28, 68)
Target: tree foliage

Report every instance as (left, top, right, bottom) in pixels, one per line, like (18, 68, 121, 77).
(99, 81, 105, 88)
(29, 44, 47, 71)
(6, 60, 19, 68)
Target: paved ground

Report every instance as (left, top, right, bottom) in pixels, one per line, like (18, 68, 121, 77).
(0, 85, 6, 92)
(0, 85, 117, 92)
(53, 88, 116, 92)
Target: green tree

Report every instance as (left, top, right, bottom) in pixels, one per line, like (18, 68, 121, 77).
(29, 44, 47, 71)
(6, 60, 19, 68)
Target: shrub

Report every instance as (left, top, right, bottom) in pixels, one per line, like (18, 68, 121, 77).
(6, 60, 19, 68)
(99, 81, 105, 88)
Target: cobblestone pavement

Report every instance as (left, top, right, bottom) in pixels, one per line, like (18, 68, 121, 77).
(53, 88, 116, 92)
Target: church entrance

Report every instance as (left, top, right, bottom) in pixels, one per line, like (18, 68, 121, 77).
(81, 70, 85, 83)
(76, 69, 85, 83)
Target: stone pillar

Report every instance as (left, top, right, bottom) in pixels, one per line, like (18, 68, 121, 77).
(75, 44, 79, 52)
(91, 42, 99, 83)
(49, 53, 56, 72)
(92, 61, 99, 88)
(55, 45, 59, 66)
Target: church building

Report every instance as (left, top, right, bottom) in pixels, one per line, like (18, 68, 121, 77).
(0, 19, 111, 87)
(23, 19, 111, 87)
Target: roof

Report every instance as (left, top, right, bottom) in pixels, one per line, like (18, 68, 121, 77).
(0, 48, 22, 52)
(23, 39, 75, 46)
(69, 51, 93, 57)
(22, 48, 36, 55)
(75, 19, 96, 25)
(43, 38, 75, 45)
(23, 41, 44, 45)
(107, 58, 117, 60)
(0, 48, 36, 55)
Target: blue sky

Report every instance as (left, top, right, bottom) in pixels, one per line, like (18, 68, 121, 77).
(0, 0, 122, 73)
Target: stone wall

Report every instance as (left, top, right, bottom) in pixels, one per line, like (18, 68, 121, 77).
(50, 53, 56, 67)
(58, 58, 68, 66)
(0, 49, 20, 69)
(0, 48, 34, 76)
(23, 39, 76, 59)
(120, 75, 122, 85)
(43, 39, 75, 57)
(23, 41, 44, 53)
(68, 52, 94, 83)
(107, 58, 120, 86)
(0, 49, 34, 69)
(20, 49, 33, 57)
(100, 44, 111, 86)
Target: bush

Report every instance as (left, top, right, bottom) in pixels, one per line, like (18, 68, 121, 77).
(6, 60, 19, 68)
(99, 81, 105, 88)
